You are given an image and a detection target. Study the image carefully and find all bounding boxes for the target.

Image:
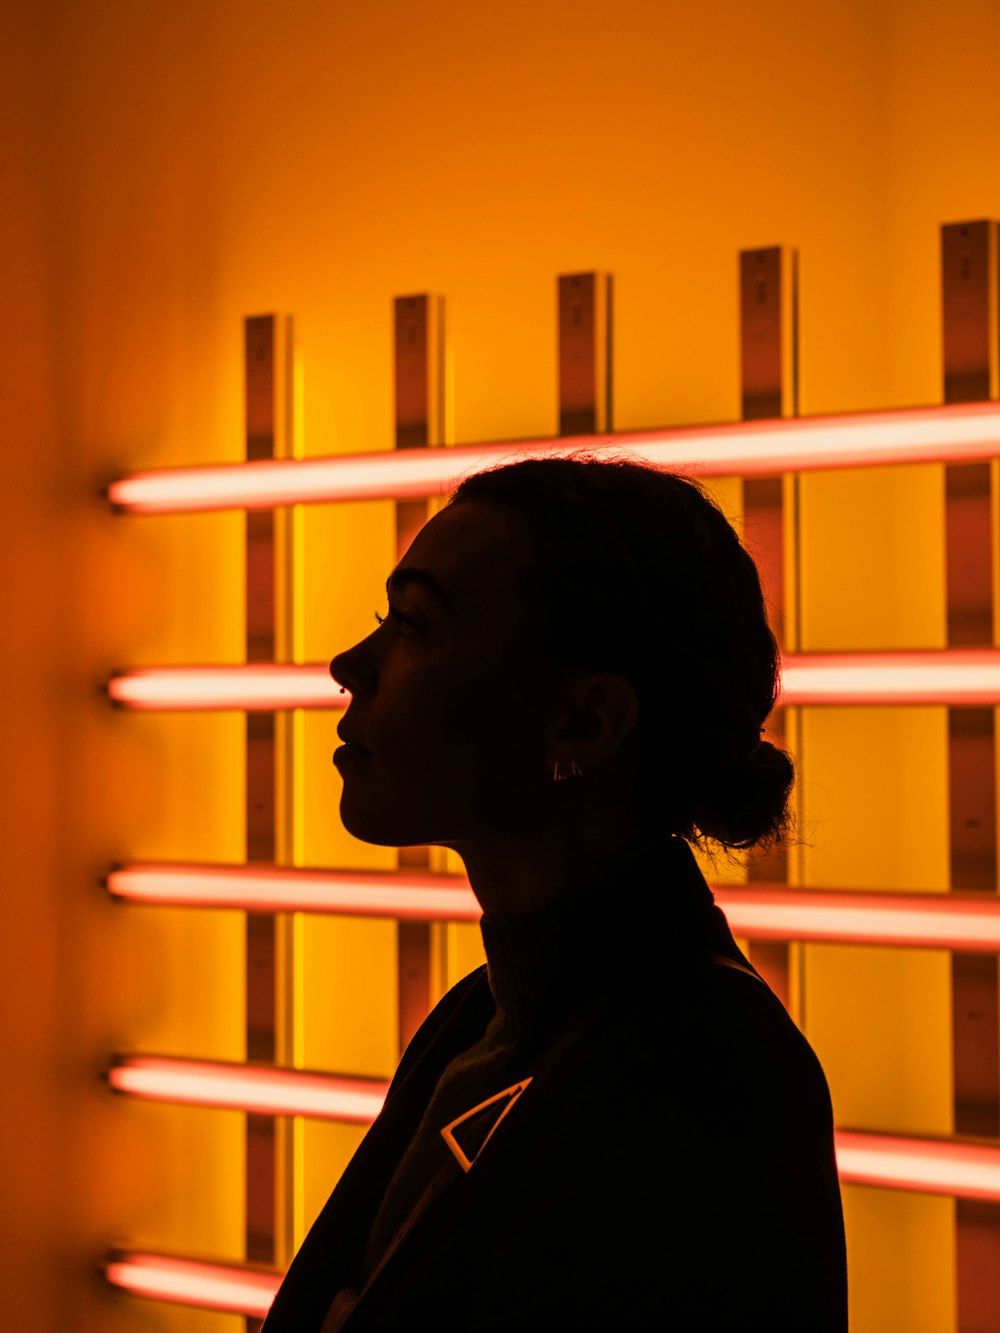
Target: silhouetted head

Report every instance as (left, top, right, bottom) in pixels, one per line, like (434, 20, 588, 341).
(329, 451, 794, 864)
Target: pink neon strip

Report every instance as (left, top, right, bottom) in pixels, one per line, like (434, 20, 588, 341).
(105, 1252, 280, 1318)
(107, 863, 482, 921)
(101, 1133, 1000, 1322)
(105, 1066, 1000, 1202)
(108, 1056, 389, 1121)
(103, 1131, 1000, 1316)
(835, 1130, 1000, 1203)
(105, 663, 338, 710)
(107, 863, 1000, 952)
(106, 400, 1000, 514)
(713, 886, 1000, 952)
(104, 648, 1000, 711)
(778, 648, 1000, 706)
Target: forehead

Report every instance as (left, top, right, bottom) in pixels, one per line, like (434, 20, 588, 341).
(400, 499, 536, 618)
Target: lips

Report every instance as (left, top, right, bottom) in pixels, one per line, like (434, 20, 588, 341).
(336, 724, 370, 753)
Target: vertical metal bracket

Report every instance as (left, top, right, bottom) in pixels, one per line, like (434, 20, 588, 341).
(740, 246, 799, 422)
(558, 273, 613, 436)
(941, 218, 1000, 1333)
(393, 294, 445, 1053)
(943, 220, 998, 406)
(244, 314, 295, 1329)
(738, 246, 800, 1017)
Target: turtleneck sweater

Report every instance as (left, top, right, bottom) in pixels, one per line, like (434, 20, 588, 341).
(264, 829, 848, 1333)
(320, 831, 725, 1332)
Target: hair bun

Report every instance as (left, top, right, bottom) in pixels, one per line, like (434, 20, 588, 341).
(692, 739, 795, 851)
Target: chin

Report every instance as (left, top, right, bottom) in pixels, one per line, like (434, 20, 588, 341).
(337, 797, 461, 849)
(335, 767, 534, 847)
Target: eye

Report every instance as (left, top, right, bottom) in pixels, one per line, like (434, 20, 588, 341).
(374, 606, 416, 632)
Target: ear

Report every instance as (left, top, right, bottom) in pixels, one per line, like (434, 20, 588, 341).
(549, 671, 640, 769)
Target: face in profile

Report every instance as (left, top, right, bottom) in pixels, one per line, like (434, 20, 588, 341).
(329, 500, 565, 851)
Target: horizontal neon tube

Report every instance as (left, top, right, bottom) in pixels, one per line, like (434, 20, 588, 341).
(715, 886, 1000, 952)
(104, 1131, 1000, 1313)
(102, 1137, 1000, 1322)
(107, 863, 482, 920)
(108, 862, 1000, 952)
(105, 1251, 280, 1319)
(106, 663, 337, 710)
(104, 1061, 1000, 1203)
(835, 1130, 1000, 1203)
(106, 400, 1000, 514)
(779, 649, 1000, 706)
(104, 648, 1000, 711)
(108, 1056, 390, 1122)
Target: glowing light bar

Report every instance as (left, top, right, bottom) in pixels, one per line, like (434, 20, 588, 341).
(105, 1251, 280, 1318)
(107, 862, 482, 920)
(104, 649, 1000, 712)
(107, 400, 1000, 515)
(779, 648, 1000, 706)
(105, 663, 338, 710)
(103, 1131, 1000, 1318)
(835, 1130, 1000, 1203)
(108, 1055, 389, 1122)
(713, 886, 1000, 952)
(107, 862, 1000, 952)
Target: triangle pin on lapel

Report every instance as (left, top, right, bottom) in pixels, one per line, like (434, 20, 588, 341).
(440, 1078, 534, 1173)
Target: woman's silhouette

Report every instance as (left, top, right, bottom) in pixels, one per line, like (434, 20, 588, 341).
(262, 453, 848, 1332)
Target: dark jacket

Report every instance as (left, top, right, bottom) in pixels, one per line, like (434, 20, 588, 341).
(262, 834, 848, 1331)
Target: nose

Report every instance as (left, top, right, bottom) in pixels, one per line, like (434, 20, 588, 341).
(331, 616, 382, 695)
(330, 650, 363, 698)
(329, 659, 349, 692)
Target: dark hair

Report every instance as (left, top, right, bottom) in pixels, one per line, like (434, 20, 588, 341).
(447, 450, 797, 863)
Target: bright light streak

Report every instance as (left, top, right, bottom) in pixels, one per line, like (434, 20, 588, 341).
(106, 401, 1000, 515)
(107, 862, 482, 921)
(105, 664, 338, 710)
(779, 649, 1000, 706)
(103, 1131, 1000, 1321)
(103, 649, 1000, 711)
(713, 886, 1000, 952)
(104, 1252, 280, 1318)
(106, 862, 1000, 952)
(107, 1056, 389, 1122)
(835, 1130, 1000, 1202)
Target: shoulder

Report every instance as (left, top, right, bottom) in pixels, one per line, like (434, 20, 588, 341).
(666, 963, 846, 1319)
(467, 964, 846, 1330)
(678, 961, 835, 1133)
(482, 957, 840, 1239)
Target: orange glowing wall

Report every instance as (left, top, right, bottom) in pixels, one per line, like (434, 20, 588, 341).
(4, 0, 1000, 1328)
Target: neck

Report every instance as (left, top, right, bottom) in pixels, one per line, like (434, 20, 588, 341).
(455, 811, 653, 924)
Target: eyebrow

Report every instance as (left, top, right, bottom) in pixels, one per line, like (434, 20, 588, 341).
(386, 568, 457, 616)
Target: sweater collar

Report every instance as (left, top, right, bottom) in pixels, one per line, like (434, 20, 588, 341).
(477, 832, 719, 1036)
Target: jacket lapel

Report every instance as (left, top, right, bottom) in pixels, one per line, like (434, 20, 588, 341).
(262, 967, 496, 1331)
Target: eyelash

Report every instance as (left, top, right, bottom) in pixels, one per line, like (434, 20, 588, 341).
(374, 607, 414, 631)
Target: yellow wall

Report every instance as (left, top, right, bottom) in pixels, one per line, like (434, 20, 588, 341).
(5, 0, 1000, 1327)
